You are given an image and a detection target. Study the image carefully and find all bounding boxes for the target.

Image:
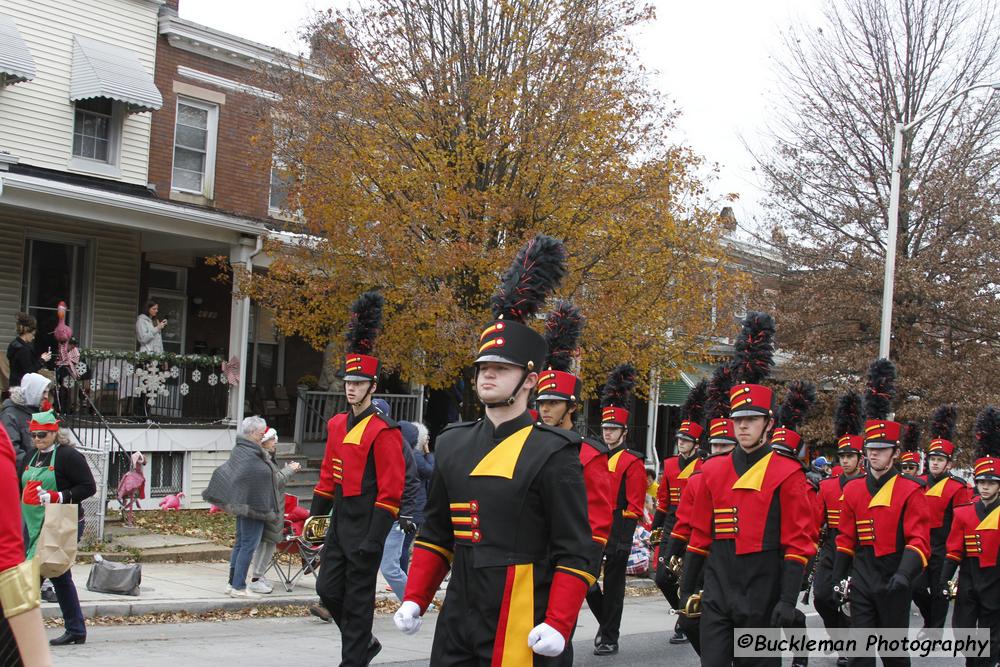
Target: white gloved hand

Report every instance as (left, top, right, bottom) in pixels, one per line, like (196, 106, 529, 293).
(394, 600, 422, 635)
(39, 491, 60, 505)
(527, 622, 565, 657)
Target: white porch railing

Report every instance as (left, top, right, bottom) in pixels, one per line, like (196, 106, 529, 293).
(293, 391, 423, 444)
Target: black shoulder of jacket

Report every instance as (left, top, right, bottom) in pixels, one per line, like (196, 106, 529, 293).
(772, 447, 807, 467)
(626, 448, 645, 461)
(901, 473, 927, 487)
(533, 422, 582, 445)
(437, 420, 478, 436)
(373, 413, 399, 429)
(582, 436, 609, 455)
(949, 473, 968, 486)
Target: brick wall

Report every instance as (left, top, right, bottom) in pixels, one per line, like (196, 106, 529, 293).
(148, 34, 276, 221)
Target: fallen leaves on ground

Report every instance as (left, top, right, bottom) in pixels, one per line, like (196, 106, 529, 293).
(128, 510, 236, 544)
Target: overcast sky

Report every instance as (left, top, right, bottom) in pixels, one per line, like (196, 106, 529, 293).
(180, 0, 825, 232)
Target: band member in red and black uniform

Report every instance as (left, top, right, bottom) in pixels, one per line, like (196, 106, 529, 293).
(899, 432, 922, 477)
(312, 291, 405, 667)
(680, 312, 817, 666)
(585, 364, 646, 657)
(536, 300, 613, 667)
(941, 407, 1000, 666)
(395, 235, 594, 664)
(912, 405, 971, 629)
(832, 359, 930, 667)
(814, 391, 866, 665)
(662, 362, 738, 658)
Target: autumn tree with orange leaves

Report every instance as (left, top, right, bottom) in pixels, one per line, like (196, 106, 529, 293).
(236, 0, 741, 394)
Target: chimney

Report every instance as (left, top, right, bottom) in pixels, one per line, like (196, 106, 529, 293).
(164, 0, 179, 10)
(720, 207, 737, 232)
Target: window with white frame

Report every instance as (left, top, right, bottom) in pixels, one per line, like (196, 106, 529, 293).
(172, 98, 218, 197)
(72, 97, 118, 163)
(268, 159, 293, 213)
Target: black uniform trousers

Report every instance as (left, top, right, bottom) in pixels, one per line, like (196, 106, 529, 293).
(912, 551, 948, 629)
(813, 538, 847, 632)
(677, 612, 702, 656)
(699, 542, 783, 667)
(952, 564, 999, 667)
(585, 525, 633, 647)
(654, 515, 681, 609)
(316, 526, 383, 667)
(846, 550, 912, 667)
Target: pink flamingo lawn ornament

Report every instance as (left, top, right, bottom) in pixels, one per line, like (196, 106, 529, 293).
(116, 452, 146, 526)
(159, 492, 185, 510)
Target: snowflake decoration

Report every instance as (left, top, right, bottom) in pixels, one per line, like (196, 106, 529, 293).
(207, 373, 218, 386)
(77, 362, 88, 376)
(179, 383, 190, 396)
(169, 366, 180, 379)
(148, 398, 156, 406)
(191, 369, 202, 383)
(109, 366, 121, 381)
(89, 379, 97, 391)
(219, 373, 228, 385)
(124, 363, 135, 377)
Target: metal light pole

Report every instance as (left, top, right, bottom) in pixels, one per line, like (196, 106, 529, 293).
(878, 81, 1000, 360)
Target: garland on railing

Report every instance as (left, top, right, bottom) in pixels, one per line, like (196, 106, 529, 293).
(80, 349, 224, 367)
(68, 350, 237, 403)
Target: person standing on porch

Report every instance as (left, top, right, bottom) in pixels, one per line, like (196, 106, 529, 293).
(311, 291, 405, 667)
(7, 312, 52, 388)
(135, 300, 166, 354)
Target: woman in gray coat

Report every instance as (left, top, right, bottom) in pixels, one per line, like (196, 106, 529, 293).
(202, 416, 278, 598)
(248, 428, 300, 593)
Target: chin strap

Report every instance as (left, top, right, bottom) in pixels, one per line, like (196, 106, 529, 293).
(349, 380, 377, 409)
(477, 366, 531, 409)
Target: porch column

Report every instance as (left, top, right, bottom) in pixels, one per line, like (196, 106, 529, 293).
(228, 240, 256, 424)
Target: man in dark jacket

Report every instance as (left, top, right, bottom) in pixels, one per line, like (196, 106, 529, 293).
(2, 373, 51, 469)
(380, 414, 422, 601)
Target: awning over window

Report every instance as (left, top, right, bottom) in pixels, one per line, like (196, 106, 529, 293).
(0, 14, 36, 85)
(70, 35, 162, 113)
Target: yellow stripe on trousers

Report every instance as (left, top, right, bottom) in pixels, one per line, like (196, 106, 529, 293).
(499, 563, 534, 666)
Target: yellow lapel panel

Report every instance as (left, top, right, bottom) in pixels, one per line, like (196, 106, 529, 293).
(470, 425, 533, 479)
(678, 458, 699, 480)
(976, 505, 1000, 531)
(868, 475, 897, 508)
(343, 415, 374, 445)
(925, 477, 948, 498)
(732, 451, 773, 492)
(608, 450, 625, 473)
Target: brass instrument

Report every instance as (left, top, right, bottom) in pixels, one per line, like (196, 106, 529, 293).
(945, 579, 958, 600)
(302, 514, 330, 542)
(650, 528, 664, 545)
(834, 577, 851, 618)
(668, 555, 683, 580)
(681, 591, 702, 618)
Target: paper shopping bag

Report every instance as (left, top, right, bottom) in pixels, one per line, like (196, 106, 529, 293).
(36, 504, 79, 579)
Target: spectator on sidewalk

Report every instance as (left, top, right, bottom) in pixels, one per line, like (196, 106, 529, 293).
(18, 410, 96, 647)
(401, 421, 433, 572)
(203, 416, 279, 599)
(379, 419, 421, 602)
(7, 312, 52, 388)
(248, 427, 300, 594)
(3, 373, 53, 469)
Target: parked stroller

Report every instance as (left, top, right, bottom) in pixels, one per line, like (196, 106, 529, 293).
(264, 494, 328, 593)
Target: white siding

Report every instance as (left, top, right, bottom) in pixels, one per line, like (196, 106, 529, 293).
(0, 0, 159, 184)
(189, 450, 230, 509)
(0, 212, 140, 349)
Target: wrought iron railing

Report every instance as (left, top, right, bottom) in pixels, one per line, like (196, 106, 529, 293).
(293, 391, 422, 443)
(56, 350, 230, 428)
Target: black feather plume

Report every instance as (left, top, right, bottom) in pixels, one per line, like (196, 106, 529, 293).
(834, 390, 864, 438)
(901, 421, 920, 453)
(601, 363, 637, 409)
(490, 234, 567, 323)
(345, 290, 383, 355)
(863, 358, 896, 420)
(975, 407, 1000, 458)
(777, 380, 816, 431)
(930, 405, 957, 441)
(681, 379, 708, 425)
(705, 363, 736, 419)
(731, 312, 776, 384)
(543, 300, 584, 373)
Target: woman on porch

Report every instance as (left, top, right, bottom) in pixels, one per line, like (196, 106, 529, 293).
(135, 300, 166, 354)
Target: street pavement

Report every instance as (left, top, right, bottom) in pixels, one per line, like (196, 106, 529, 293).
(43, 595, 950, 667)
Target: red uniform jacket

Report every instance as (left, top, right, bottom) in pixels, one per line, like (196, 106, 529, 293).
(313, 409, 405, 518)
(609, 447, 646, 520)
(687, 448, 816, 565)
(923, 474, 972, 547)
(580, 438, 613, 547)
(0, 429, 24, 573)
(818, 476, 848, 533)
(835, 472, 929, 565)
(656, 455, 702, 514)
(946, 501, 1000, 568)
(669, 468, 704, 544)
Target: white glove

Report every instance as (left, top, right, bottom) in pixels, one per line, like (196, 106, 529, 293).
(394, 600, 422, 635)
(39, 491, 60, 505)
(527, 622, 565, 657)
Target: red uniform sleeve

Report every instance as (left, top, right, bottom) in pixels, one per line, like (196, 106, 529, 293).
(655, 461, 670, 513)
(686, 468, 712, 556)
(0, 429, 24, 572)
(780, 471, 818, 565)
(951, 483, 972, 509)
(372, 427, 405, 517)
(835, 486, 857, 557)
(945, 510, 965, 563)
(902, 485, 931, 567)
(670, 473, 701, 543)
(312, 416, 338, 501)
(583, 455, 613, 546)
(622, 459, 646, 519)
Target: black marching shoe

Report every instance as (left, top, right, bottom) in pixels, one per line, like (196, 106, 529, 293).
(50, 632, 86, 646)
(593, 632, 602, 647)
(366, 636, 382, 665)
(669, 628, 688, 644)
(594, 643, 619, 656)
